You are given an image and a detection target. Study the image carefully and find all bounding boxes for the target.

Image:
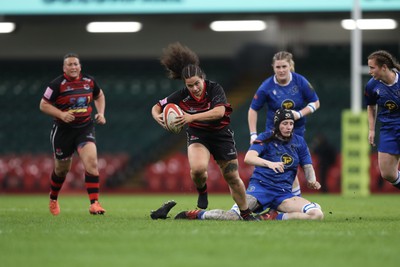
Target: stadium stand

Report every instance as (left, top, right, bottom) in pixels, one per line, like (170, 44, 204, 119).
(0, 44, 398, 193)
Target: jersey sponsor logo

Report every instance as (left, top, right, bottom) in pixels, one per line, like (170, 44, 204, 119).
(86, 133, 95, 140)
(227, 149, 236, 156)
(281, 99, 295, 109)
(69, 108, 88, 113)
(188, 107, 197, 113)
(189, 135, 199, 141)
(68, 96, 89, 113)
(384, 100, 398, 112)
(60, 81, 93, 93)
(281, 153, 294, 167)
(44, 87, 53, 99)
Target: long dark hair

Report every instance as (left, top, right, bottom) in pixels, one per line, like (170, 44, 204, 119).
(160, 42, 206, 80)
(368, 50, 400, 71)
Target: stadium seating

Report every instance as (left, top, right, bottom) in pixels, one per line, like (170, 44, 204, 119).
(0, 153, 130, 193)
(143, 151, 394, 194)
(1, 45, 399, 194)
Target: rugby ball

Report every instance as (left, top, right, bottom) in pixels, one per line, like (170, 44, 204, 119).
(163, 103, 184, 134)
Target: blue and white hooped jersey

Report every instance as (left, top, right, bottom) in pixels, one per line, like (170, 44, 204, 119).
(248, 132, 312, 192)
(250, 72, 318, 136)
(364, 72, 400, 125)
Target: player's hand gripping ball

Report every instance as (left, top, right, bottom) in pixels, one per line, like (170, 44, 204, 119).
(163, 103, 184, 134)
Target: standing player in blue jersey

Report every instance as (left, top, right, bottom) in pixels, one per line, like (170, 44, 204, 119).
(151, 42, 257, 220)
(173, 109, 324, 221)
(40, 53, 107, 216)
(248, 51, 320, 196)
(365, 50, 400, 190)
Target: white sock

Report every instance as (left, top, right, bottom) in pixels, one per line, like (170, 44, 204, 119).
(230, 203, 240, 216)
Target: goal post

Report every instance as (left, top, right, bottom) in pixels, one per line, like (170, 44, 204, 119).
(341, 110, 370, 196)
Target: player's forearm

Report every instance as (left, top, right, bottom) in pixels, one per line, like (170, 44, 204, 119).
(191, 105, 225, 121)
(39, 99, 63, 119)
(298, 100, 320, 118)
(94, 90, 106, 115)
(248, 108, 258, 133)
(367, 105, 377, 131)
(303, 164, 316, 183)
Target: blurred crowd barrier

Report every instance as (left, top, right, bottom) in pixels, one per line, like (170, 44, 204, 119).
(0, 152, 395, 194)
(0, 153, 130, 193)
(143, 152, 397, 194)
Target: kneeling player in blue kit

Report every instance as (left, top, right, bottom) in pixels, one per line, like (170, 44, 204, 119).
(173, 109, 324, 221)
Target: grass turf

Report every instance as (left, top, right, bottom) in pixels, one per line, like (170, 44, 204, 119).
(0, 194, 398, 267)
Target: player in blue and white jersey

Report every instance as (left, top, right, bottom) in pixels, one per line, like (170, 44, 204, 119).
(173, 109, 324, 221)
(365, 50, 400, 190)
(248, 51, 320, 196)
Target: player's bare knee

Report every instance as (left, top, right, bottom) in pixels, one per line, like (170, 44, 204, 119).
(380, 171, 397, 183)
(190, 168, 207, 179)
(308, 209, 324, 220)
(54, 164, 70, 177)
(302, 202, 324, 220)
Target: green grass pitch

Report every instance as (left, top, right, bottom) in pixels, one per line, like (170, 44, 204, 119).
(0, 194, 398, 267)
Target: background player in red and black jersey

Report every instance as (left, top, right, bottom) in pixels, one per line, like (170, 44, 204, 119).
(39, 53, 107, 216)
(151, 42, 257, 220)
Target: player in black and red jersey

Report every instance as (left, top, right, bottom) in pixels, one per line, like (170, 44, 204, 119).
(151, 42, 257, 220)
(40, 53, 106, 216)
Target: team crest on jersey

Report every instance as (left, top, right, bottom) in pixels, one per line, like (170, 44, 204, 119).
(247, 185, 256, 192)
(281, 100, 295, 109)
(84, 84, 90, 90)
(384, 100, 398, 112)
(281, 153, 294, 167)
(290, 85, 299, 94)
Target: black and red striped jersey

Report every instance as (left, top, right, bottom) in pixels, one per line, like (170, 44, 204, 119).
(42, 73, 101, 128)
(159, 80, 232, 131)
